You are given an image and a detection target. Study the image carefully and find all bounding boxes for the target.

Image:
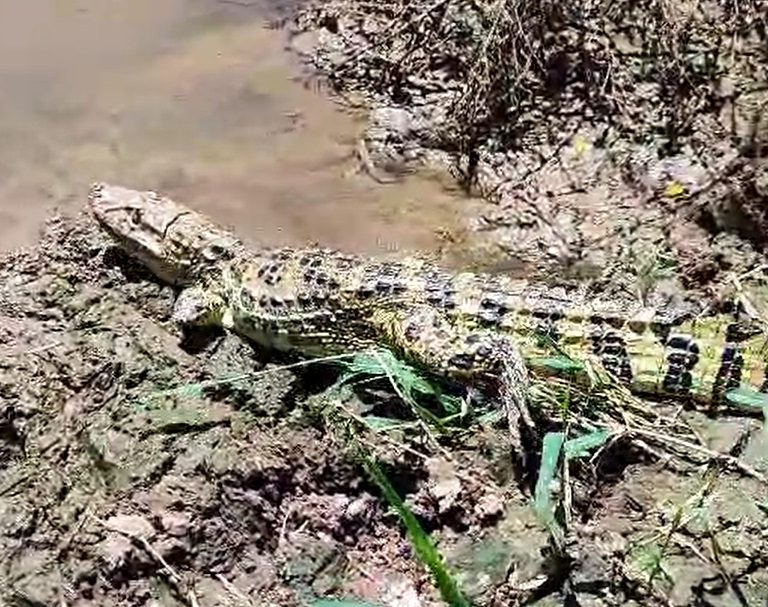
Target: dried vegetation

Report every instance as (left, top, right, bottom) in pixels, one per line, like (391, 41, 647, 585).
(295, 0, 768, 247)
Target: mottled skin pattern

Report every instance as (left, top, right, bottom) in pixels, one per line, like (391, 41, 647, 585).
(89, 183, 768, 438)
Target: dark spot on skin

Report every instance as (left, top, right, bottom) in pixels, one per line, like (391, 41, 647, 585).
(357, 285, 374, 298)
(591, 327, 634, 385)
(626, 319, 649, 334)
(423, 269, 456, 310)
(662, 333, 700, 395)
(475, 343, 492, 358)
(713, 342, 744, 399)
(404, 323, 421, 342)
(264, 274, 282, 286)
(726, 319, 764, 342)
(207, 243, 227, 257)
(258, 295, 269, 308)
(532, 308, 564, 322)
(465, 334, 481, 345)
(478, 294, 507, 326)
(362, 263, 403, 297)
(261, 262, 285, 286)
(480, 296, 503, 310)
(239, 290, 255, 308)
(651, 322, 672, 342)
(448, 353, 474, 371)
(589, 313, 625, 330)
(374, 278, 405, 294)
(667, 335, 700, 354)
(663, 360, 693, 393)
(604, 316, 626, 330)
(425, 288, 456, 309)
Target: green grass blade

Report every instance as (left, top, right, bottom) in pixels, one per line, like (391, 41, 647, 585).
(341, 350, 461, 421)
(361, 416, 418, 432)
(357, 449, 470, 607)
(528, 355, 585, 374)
(725, 386, 768, 411)
(564, 429, 610, 459)
(534, 432, 564, 540)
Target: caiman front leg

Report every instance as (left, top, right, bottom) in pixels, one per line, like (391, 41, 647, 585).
(372, 306, 534, 455)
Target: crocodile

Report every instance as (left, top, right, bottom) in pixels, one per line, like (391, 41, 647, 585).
(88, 183, 768, 439)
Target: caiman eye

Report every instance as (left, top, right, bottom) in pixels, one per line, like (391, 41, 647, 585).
(202, 241, 230, 261)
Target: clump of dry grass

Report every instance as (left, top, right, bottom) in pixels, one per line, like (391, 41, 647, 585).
(296, 0, 767, 185)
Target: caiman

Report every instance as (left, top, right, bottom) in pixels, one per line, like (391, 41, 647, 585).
(88, 183, 768, 439)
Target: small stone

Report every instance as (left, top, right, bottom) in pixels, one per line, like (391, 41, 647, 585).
(742, 429, 768, 473)
(426, 457, 461, 513)
(99, 534, 134, 570)
(160, 511, 191, 537)
(474, 493, 503, 520)
(105, 513, 154, 538)
(380, 573, 422, 607)
(345, 495, 373, 520)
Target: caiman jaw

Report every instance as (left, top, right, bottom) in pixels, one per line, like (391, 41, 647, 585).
(88, 182, 241, 286)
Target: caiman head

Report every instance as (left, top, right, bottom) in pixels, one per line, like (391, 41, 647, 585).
(88, 182, 243, 285)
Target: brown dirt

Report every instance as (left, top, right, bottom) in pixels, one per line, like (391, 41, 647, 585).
(1, 207, 767, 606)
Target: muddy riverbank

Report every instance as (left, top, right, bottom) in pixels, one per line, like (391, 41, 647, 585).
(291, 0, 768, 291)
(2, 200, 767, 607)
(2, 1, 768, 606)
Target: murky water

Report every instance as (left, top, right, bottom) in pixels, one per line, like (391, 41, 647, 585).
(0, 0, 469, 257)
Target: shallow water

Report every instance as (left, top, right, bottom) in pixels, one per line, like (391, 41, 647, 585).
(0, 0, 468, 257)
